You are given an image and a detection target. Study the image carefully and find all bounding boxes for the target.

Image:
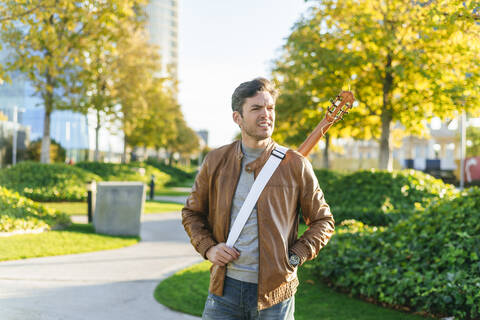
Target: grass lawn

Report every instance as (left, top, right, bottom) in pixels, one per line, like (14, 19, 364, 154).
(154, 187, 191, 196)
(154, 260, 427, 320)
(0, 223, 139, 262)
(41, 201, 88, 215)
(41, 200, 184, 215)
(143, 200, 183, 214)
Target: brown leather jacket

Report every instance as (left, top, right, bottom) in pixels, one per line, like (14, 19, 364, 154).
(182, 139, 334, 310)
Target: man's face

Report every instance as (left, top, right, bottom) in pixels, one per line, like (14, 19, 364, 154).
(233, 90, 275, 143)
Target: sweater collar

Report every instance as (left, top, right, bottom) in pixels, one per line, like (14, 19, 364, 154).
(233, 139, 276, 173)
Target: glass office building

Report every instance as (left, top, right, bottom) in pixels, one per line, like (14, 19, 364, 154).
(0, 67, 90, 162)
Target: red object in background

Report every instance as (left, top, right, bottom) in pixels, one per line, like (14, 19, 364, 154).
(464, 156, 480, 183)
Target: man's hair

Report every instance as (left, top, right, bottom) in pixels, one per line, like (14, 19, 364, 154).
(231, 77, 278, 116)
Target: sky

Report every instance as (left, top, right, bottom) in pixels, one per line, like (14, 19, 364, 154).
(177, 0, 312, 148)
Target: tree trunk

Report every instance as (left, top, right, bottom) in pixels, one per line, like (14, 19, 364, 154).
(122, 134, 127, 164)
(94, 109, 101, 162)
(379, 109, 393, 170)
(323, 133, 330, 169)
(379, 53, 394, 171)
(40, 85, 53, 163)
(40, 109, 51, 163)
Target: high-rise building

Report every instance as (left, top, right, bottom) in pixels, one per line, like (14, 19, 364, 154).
(145, 0, 179, 80)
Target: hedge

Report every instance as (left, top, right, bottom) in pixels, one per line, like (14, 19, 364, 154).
(75, 161, 170, 186)
(0, 186, 70, 233)
(0, 162, 100, 201)
(315, 187, 480, 319)
(314, 168, 346, 200)
(145, 159, 195, 186)
(315, 169, 456, 225)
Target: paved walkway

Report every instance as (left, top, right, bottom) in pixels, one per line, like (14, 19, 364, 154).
(0, 212, 202, 320)
(154, 195, 188, 204)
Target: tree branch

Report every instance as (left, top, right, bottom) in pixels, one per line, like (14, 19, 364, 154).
(0, 3, 55, 23)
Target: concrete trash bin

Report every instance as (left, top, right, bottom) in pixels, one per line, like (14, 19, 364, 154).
(93, 182, 146, 237)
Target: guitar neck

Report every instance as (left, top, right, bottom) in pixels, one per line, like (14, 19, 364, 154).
(297, 117, 334, 157)
(295, 90, 354, 157)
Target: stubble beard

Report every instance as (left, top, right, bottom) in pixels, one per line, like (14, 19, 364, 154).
(241, 119, 274, 142)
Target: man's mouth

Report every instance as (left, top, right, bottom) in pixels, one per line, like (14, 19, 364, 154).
(258, 121, 271, 128)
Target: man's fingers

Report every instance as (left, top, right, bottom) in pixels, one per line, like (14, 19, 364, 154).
(229, 247, 240, 258)
(207, 243, 240, 266)
(218, 249, 235, 262)
(219, 244, 240, 260)
(217, 251, 230, 262)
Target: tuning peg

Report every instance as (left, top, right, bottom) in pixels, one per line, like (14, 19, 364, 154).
(329, 98, 335, 103)
(327, 106, 334, 113)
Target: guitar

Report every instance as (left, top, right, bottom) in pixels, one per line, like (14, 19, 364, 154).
(297, 91, 355, 157)
(226, 91, 355, 248)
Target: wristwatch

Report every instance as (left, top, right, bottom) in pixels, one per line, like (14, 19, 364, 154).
(288, 252, 300, 267)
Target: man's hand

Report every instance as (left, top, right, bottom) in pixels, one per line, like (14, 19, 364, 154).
(206, 243, 240, 266)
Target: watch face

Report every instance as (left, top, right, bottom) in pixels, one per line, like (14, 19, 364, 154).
(289, 254, 300, 266)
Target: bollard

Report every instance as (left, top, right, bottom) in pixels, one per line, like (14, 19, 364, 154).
(149, 174, 155, 200)
(86, 180, 97, 223)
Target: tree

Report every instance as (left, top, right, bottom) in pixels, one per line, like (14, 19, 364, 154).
(0, 1, 57, 83)
(2, 1, 95, 163)
(273, 0, 480, 170)
(75, 1, 146, 161)
(133, 78, 179, 152)
(165, 116, 200, 165)
(1, 0, 145, 163)
(112, 26, 163, 163)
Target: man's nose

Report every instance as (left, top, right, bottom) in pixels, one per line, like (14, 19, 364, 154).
(259, 106, 269, 116)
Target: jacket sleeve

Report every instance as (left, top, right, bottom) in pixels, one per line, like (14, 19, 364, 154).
(181, 154, 217, 259)
(289, 157, 335, 266)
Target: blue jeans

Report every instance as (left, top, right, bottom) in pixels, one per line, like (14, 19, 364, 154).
(202, 276, 295, 320)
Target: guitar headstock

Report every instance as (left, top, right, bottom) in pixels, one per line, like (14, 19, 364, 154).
(325, 91, 355, 123)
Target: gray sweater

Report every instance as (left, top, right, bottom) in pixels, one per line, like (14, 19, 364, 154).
(226, 143, 264, 283)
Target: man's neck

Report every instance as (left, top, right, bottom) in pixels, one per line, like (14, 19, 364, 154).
(241, 137, 270, 150)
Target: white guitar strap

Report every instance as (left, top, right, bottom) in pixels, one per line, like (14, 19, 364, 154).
(226, 145, 289, 248)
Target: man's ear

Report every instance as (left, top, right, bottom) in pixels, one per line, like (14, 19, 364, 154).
(232, 111, 242, 127)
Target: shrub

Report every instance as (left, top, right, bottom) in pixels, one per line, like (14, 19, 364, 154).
(314, 169, 346, 201)
(0, 186, 70, 233)
(75, 161, 170, 186)
(316, 187, 480, 319)
(24, 138, 66, 163)
(316, 169, 456, 225)
(0, 161, 100, 201)
(145, 158, 195, 186)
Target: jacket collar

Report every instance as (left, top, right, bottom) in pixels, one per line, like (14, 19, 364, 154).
(235, 138, 276, 174)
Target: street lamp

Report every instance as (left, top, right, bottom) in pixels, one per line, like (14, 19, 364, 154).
(459, 110, 467, 190)
(12, 106, 25, 165)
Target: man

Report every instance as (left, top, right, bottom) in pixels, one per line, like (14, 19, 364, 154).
(182, 77, 334, 319)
